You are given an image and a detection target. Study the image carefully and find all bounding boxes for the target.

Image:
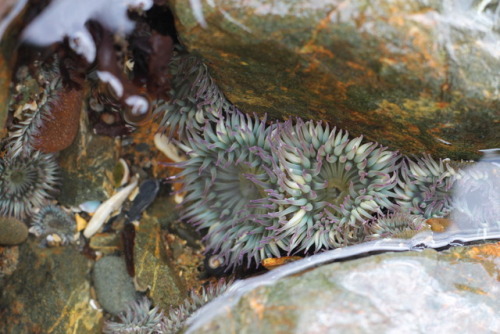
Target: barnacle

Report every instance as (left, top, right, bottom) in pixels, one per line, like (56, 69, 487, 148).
(395, 155, 458, 218)
(366, 211, 429, 240)
(177, 112, 285, 269)
(154, 52, 237, 140)
(0, 152, 59, 219)
(160, 279, 231, 333)
(103, 297, 164, 334)
(271, 119, 400, 252)
(29, 205, 76, 246)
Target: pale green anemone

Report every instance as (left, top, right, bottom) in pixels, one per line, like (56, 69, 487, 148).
(270, 119, 400, 252)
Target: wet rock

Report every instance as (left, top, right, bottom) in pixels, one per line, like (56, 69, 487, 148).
(172, 0, 500, 159)
(187, 243, 500, 333)
(134, 213, 186, 310)
(58, 110, 118, 207)
(0, 240, 101, 334)
(0, 216, 28, 245)
(93, 255, 137, 316)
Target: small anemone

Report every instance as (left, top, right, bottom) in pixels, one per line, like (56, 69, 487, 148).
(103, 297, 164, 334)
(395, 154, 458, 218)
(0, 152, 59, 219)
(30, 205, 75, 246)
(176, 112, 285, 269)
(270, 119, 400, 252)
(154, 52, 236, 140)
(160, 279, 232, 333)
(365, 211, 429, 240)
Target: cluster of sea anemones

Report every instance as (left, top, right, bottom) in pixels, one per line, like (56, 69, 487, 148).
(167, 109, 405, 268)
(155, 54, 495, 271)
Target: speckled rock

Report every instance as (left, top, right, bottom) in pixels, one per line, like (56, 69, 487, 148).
(172, 0, 500, 159)
(93, 255, 138, 316)
(0, 216, 28, 245)
(134, 213, 186, 310)
(187, 243, 500, 333)
(0, 240, 101, 334)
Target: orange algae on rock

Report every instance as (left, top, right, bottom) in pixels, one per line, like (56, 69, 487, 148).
(32, 88, 83, 153)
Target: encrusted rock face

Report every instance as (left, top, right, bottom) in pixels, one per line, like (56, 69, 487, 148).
(171, 0, 500, 159)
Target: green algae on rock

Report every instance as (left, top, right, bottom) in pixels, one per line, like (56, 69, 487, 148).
(171, 0, 500, 159)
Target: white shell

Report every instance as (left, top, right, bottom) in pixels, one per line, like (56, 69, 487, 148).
(83, 176, 138, 238)
(154, 133, 187, 163)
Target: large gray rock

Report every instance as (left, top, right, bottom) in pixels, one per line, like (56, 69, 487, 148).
(186, 244, 500, 333)
(171, 0, 500, 159)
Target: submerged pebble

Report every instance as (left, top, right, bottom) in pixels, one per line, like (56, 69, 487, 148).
(93, 255, 138, 315)
(0, 216, 28, 245)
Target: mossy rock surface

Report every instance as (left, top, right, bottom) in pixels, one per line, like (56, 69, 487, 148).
(172, 0, 500, 159)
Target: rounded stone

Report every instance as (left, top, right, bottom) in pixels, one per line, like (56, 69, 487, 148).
(0, 217, 28, 245)
(92, 255, 138, 315)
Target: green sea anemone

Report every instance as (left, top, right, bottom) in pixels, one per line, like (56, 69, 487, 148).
(395, 155, 458, 218)
(103, 297, 164, 334)
(0, 152, 59, 219)
(176, 111, 286, 269)
(270, 119, 400, 252)
(366, 211, 429, 240)
(155, 52, 236, 140)
(30, 205, 76, 246)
